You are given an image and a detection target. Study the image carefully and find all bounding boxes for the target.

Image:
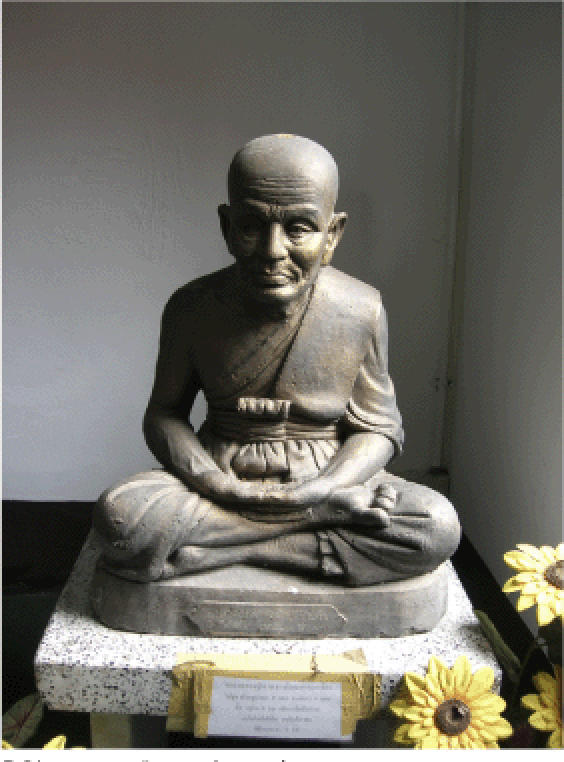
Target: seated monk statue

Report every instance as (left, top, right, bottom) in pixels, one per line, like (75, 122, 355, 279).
(93, 133, 461, 587)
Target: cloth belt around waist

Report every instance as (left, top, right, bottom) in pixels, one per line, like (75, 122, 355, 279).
(207, 400, 339, 443)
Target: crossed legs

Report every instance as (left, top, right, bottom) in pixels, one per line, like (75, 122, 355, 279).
(93, 470, 460, 584)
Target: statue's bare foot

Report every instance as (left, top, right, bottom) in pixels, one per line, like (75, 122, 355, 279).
(328, 485, 392, 527)
(373, 483, 398, 511)
(161, 544, 252, 578)
(98, 556, 165, 582)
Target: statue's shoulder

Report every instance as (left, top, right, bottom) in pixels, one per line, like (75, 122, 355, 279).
(162, 265, 236, 318)
(317, 266, 383, 322)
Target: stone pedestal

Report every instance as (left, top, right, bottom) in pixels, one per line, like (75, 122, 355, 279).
(35, 532, 501, 748)
(91, 559, 449, 638)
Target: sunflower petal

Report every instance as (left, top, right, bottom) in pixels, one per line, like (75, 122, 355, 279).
(393, 723, 413, 745)
(537, 604, 556, 626)
(502, 572, 537, 592)
(423, 691, 439, 709)
(509, 552, 544, 571)
(516, 544, 545, 560)
(532, 671, 555, 693)
(548, 729, 563, 749)
(466, 724, 481, 741)
(402, 707, 426, 722)
(516, 594, 536, 612)
(405, 672, 426, 695)
(420, 734, 440, 749)
(453, 655, 472, 692)
(389, 701, 407, 717)
(470, 692, 506, 713)
(504, 551, 535, 571)
(502, 578, 522, 593)
(467, 732, 486, 749)
(465, 666, 495, 699)
(485, 718, 513, 739)
(555, 544, 564, 561)
(419, 706, 435, 717)
(528, 711, 557, 731)
(521, 693, 543, 711)
(553, 598, 564, 616)
(540, 546, 557, 562)
(439, 665, 454, 696)
(407, 723, 429, 740)
(478, 727, 502, 742)
(459, 732, 476, 749)
(424, 674, 444, 703)
(43, 735, 66, 750)
(427, 655, 446, 678)
(535, 590, 553, 605)
(407, 686, 430, 707)
(522, 581, 542, 595)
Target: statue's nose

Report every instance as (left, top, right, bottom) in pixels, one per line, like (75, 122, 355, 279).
(261, 223, 286, 260)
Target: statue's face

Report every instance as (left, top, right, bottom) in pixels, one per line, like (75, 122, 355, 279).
(220, 172, 345, 305)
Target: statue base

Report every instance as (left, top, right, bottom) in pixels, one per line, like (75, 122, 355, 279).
(35, 532, 501, 747)
(91, 559, 448, 638)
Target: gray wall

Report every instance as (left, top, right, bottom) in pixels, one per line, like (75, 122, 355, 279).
(447, 2, 562, 622)
(4, 2, 461, 498)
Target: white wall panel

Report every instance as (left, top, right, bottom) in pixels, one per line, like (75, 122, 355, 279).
(4, 3, 459, 498)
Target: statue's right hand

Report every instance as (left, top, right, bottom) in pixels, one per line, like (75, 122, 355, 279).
(198, 471, 270, 504)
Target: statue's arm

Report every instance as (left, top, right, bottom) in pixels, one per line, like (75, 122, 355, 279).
(142, 291, 264, 505)
(263, 431, 393, 507)
(313, 430, 393, 488)
(266, 296, 401, 507)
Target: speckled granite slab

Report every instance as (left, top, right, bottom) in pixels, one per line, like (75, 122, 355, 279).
(35, 531, 501, 716)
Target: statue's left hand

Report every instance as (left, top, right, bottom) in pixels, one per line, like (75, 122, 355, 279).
(260, 477, 334, 508)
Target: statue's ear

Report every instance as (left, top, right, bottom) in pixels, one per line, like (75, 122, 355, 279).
(322, 212, 347, 265)
(218, 204, 231, 243)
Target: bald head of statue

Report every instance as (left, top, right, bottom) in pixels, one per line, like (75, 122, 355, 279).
(228, 134, 339, 214)
(219, 134, 347, 306)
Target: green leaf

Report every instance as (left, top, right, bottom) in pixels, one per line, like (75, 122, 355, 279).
(474, 609, 521, 683)
(2, 693, 44, 748)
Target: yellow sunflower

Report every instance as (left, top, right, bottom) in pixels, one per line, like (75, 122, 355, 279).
(389, 654, 512, 749)
(2, 735, 85, 750)
(522, 665, 563, 748)
(502, 543, 564, 626)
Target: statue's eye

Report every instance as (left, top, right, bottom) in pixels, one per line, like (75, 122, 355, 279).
(286, 221, 315, 238)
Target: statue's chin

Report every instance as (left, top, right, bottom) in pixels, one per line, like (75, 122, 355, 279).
(242, 277, 314, 307)
(249, 285, 298, 303)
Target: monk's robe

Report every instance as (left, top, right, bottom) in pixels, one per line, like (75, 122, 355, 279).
(94, 266, 460, 585)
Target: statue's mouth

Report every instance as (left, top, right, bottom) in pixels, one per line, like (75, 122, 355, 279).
(249, 270, 296, 287)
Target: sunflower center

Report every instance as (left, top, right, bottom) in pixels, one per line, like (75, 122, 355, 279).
(435, 699, 471, 735)
(544, 560, 564, 589)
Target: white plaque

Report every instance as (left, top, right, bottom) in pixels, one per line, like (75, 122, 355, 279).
(206, 676, 348, 741)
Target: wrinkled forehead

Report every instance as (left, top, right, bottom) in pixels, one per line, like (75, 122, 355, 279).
(228, 135, 339, 212)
